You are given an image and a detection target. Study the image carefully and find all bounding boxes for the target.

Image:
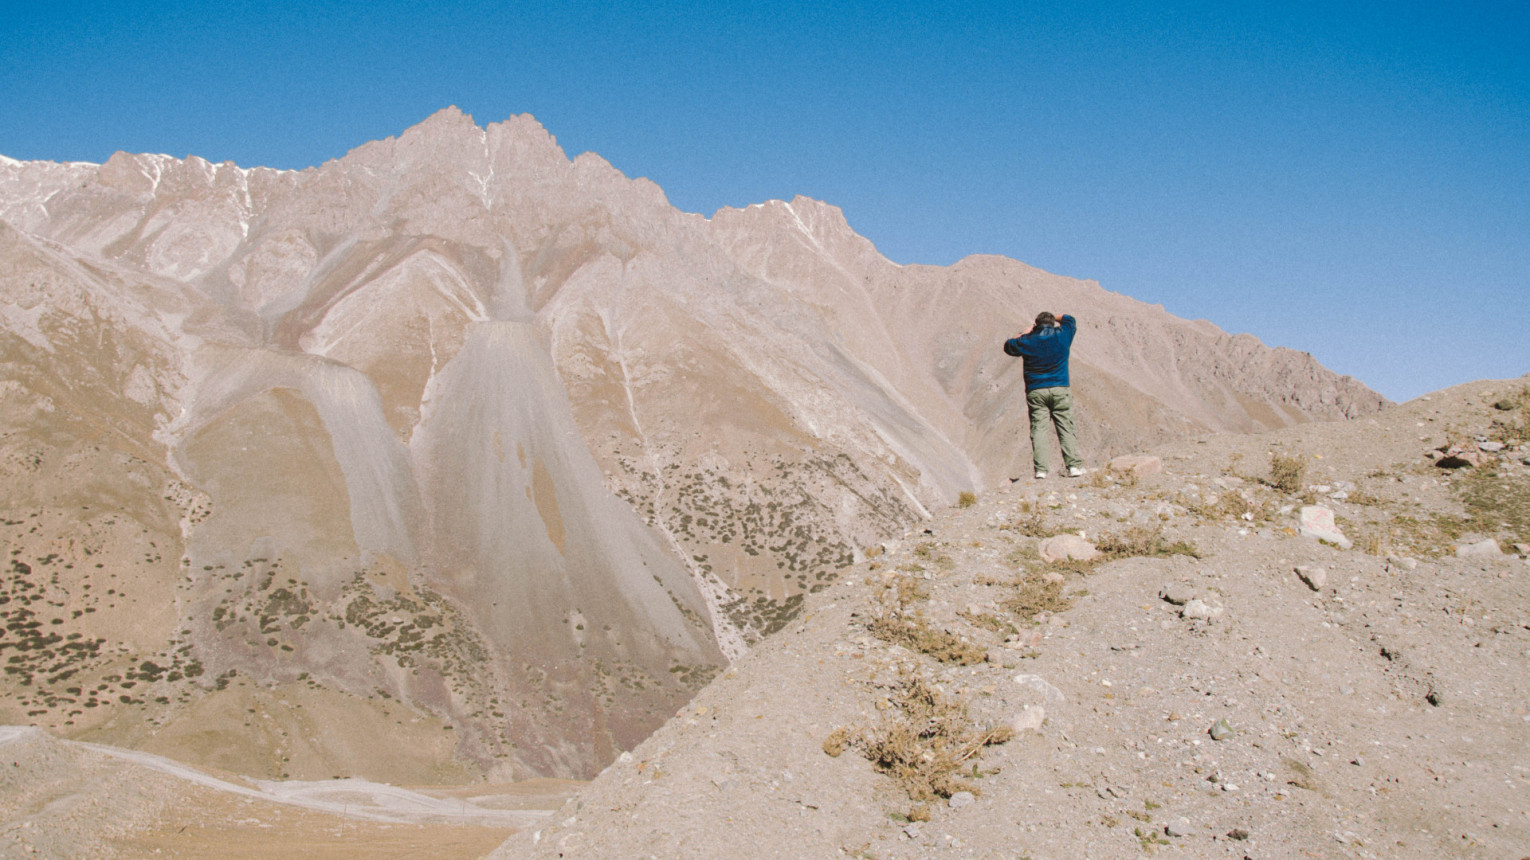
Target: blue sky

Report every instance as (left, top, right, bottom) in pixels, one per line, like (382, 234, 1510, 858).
(3, 0, 1526, 402)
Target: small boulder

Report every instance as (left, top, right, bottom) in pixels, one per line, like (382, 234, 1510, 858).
(1108, 454, 1163, 477)
(1181, 599, 1224, 622)
(1387, 556, 1419, 571)
(1039, 534, 1100, 563)
(948, 790, 976, 810)
(1209, 718, 1235, 740)
(1159, 582, 1196, 606)
(1514, 543, 1530, 556)
(1299, 505, 1352, 549)
(1294, 565, 1328, 591)
(1456, 538, 1502, 558)
(1478, 440, 1505, 453)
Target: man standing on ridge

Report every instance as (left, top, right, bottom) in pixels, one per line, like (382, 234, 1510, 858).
(1004, 312, 1085, 479)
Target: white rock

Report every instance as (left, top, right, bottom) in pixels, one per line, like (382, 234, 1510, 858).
(1456, 538, 1502, 558)
(1181, 599, 1224, 621)
(1294, 565, 1327, 591)
(1298, 505, 1352, 549)
(948, 790, 976, 809)
(1159, 582, 1195, 606)
(1039, 534, 1099, 563)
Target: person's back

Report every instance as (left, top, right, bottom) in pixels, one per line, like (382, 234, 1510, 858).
(1003, 312, 1084, 479)
(1004, 315, 1076, 392)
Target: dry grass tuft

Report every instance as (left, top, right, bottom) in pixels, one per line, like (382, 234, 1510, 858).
(881, 573, 929, 608)
(958, 609, 1017, 637)
(868, 572, 986, 663)
(867, 612, 987, 665)
(1268, 453, 1307, 494)
(957, 491, 977, 508)
(1095, 526, 1202, 560)
(830, 671, 1013, 802)
(1001, 569, 1073, 619)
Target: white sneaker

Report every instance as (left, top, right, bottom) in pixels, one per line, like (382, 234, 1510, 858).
(1067, 467, 1085, 477)
(1035, 470, 1047, 479)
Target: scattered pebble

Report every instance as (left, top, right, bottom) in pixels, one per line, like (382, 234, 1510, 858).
(1209, 718, 1235, 741)
(1294, 565, 1327, 591)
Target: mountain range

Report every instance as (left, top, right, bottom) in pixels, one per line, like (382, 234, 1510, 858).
(0, 108, 1384, 781)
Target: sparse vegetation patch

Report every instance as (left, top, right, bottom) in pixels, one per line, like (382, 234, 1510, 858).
(1095, 526, 1202, 560)
(825, 670, 1012, 804)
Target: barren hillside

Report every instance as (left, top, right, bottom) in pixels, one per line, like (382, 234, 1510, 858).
(495, 377, 1529, 859)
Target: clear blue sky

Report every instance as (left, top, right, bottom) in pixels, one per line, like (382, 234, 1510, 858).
(3, 0, 1526, 402)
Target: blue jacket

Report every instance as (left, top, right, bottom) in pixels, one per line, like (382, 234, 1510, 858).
(1003, 315, 1076, 391)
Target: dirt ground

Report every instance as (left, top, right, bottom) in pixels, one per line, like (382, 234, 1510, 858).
(494, 377, 1530, 859)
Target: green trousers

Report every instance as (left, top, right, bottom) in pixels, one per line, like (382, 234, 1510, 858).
(1026, 386, 1082, 473)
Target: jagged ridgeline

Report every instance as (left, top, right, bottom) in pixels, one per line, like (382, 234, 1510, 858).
(0, 109, 1385, 780)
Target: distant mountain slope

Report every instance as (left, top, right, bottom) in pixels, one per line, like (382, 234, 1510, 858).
(0, 108, 1385, 780)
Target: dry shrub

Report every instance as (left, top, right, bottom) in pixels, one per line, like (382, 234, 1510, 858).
(1002, 569, 1072, 619)
(1268, 453, 1306, 494)
(1095, 526, 1202, 560)
(1184, 489, 1263, 523)
(880, 573, 929, 608)
(867, 612, 987, 665)
(833, 671, 1013, 802)
(958, 609, 1016, 637)
(823, 727, 853, 757)
(957, 491, 977, 508)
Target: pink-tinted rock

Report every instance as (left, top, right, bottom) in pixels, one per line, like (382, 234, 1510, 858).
(1039, 534, 1100, 563)
(1298, 505, 1352, 549)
